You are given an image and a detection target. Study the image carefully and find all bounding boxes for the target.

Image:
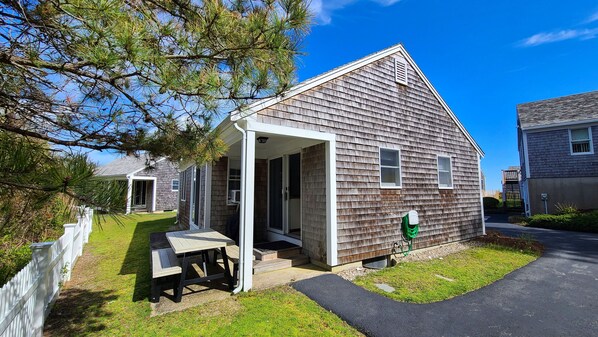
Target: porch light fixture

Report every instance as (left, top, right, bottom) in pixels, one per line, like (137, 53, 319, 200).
(257, 136, 269, 144)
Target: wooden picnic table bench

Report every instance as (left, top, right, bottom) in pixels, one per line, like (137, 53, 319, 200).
(150, 247, 182, 303)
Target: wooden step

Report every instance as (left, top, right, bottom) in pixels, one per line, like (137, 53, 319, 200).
(254, 246, 302, 261)
(252, 254, 309, 274)
(253, 241, 302, 261)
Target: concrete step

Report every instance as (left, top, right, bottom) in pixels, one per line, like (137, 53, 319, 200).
(253, 254, 310, 274)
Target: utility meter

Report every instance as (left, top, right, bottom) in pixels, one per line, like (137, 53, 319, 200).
(541, 193, 548, 201)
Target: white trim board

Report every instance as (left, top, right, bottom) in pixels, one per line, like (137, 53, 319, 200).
(521, 118, 598, 132)
(229, 44, 483, 157)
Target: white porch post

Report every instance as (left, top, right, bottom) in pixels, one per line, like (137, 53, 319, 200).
(325, 139, 338, 266)
(126, 175, 133, 214)
(152, 178, 157, 212)
(241, 130, 256, 291)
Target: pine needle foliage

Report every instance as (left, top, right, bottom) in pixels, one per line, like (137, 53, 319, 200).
(0, 0, 310, 162)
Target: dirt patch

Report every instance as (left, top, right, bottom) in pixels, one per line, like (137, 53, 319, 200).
(475, 230, 543, 254)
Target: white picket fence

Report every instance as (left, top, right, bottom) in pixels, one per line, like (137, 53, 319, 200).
(0, 207, 94, 337)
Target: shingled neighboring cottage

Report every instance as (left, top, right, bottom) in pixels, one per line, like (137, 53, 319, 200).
(178, 44, 485, 291)
(517, 90, 598, 215)
(96, 155, 179, 214)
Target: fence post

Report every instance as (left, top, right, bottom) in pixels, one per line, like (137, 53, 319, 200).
(31, 242, 52, 337)
(89, 208, 94, 234)
(64, 222, 78, 266)
(83, 208, 92, 243)
(63, 224, 76, 281)
(76, 215, 84, 258)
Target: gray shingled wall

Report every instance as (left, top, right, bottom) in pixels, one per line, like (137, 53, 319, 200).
(256, 51, 483, 265)
(136, 159, 179, 211)
(526, 126, 598, 178)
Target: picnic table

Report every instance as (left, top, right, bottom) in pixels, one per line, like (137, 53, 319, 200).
(166, 228, 236, 302)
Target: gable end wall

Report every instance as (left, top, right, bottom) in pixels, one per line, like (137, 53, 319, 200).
(256, 52, 483, 264)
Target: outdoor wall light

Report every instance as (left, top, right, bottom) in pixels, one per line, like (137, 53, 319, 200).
(257, 137, 269, 144)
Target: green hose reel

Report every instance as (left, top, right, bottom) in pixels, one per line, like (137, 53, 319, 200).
(395, 210, 420, 256)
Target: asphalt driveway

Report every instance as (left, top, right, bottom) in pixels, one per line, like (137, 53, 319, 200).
(293, 216, 598, 337)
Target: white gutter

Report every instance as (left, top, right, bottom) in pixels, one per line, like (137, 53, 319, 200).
(478, 155, 486, 235)
(232, 122, 246, 294)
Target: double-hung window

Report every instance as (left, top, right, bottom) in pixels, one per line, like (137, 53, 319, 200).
(437, 156, 453, 189)
(380, 148, 402, 188)
(569, 127, 593, 154)
(171, 179, 179, 191)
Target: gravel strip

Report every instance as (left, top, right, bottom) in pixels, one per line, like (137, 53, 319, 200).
(337, 240, 482, 281)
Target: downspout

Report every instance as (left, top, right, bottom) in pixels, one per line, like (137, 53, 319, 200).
(232, 122, 246, 294)
(478, 155, 486, 235)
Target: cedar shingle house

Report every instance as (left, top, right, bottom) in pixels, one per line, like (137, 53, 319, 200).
(96, 155, 179, 214)
(517, 90, 598, 215)
(178, 44, 485, 291)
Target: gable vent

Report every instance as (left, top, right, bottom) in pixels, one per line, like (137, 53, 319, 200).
(394, 57, 408, 86)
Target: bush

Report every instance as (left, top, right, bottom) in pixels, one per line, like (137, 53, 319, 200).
(483, 197, 500, 209)
(0, 245, 32, 286)
(554, 202, 578, 215)
(526, 211, 598, 233)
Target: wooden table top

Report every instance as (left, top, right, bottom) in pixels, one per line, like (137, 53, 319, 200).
(166, 229, 235, 255)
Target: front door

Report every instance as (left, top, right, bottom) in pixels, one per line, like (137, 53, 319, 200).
(269, 157, 283, 231)
(132, 180, 147, 207)
(268, 153, 301, 236)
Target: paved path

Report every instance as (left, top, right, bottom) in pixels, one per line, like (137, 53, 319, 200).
(293, 216, 598, 337)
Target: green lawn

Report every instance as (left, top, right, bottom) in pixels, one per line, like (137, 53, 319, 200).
(354, 244, 540, 303)
(44, 213, 361, 336)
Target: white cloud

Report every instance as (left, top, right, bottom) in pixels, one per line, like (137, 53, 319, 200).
(521, 28, 598, 46)
(371, 0, 401, 5)
(308, 0, 400, 25)
(584, 11, 598, 24)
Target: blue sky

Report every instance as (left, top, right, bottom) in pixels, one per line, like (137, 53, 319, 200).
(92, 0, 598, 192)
(300, 0, 598, 191)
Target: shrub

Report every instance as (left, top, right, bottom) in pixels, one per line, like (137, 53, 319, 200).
(526, 211, 598, 233)
(0, 245, 32, 286)
(483, 197, 500, 209)
(554, 202, 579, 215)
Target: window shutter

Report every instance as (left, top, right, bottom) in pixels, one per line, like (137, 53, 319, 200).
(394, 57, 408, 86)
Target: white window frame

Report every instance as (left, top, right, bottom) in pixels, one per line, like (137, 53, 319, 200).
(227, 157, 241, 205)
(569, 127, 594, 155)
(171, 179, 179, 192)
(437, 155, 454, 189)
(379, 147, 402, 189)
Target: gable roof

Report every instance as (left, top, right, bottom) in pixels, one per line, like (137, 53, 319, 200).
(517, 90, 598, 130)
(230, 43, 484, 157)
(95, 155, 165, 177)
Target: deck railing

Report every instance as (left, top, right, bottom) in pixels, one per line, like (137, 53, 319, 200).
(0, 207, 93, 337)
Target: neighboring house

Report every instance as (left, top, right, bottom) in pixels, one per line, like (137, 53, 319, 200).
(501, 166, 521, 205)
(96, 155, 179, 214)
(179, 44, 485, 291)
(517, 90, 598, 215)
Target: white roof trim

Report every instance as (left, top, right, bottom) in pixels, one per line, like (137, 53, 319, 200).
(521, 118, 598, 132)
(228, 44, 483, 157)
(129, 157, 167, 176)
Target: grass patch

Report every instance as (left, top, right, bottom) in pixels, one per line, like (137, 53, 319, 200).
(354, 239, 540, 303)
(525, 211, 598, 233)
(44, 213, 360, 336)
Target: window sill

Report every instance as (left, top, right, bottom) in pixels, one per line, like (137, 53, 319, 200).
(380, 185, 402, 189)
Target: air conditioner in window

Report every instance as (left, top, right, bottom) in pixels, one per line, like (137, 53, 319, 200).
(229, 190, 241, 204)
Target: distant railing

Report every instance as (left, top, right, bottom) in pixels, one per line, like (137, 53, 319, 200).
(503, 170, 519, 182)
(0, 207, 93, 337)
